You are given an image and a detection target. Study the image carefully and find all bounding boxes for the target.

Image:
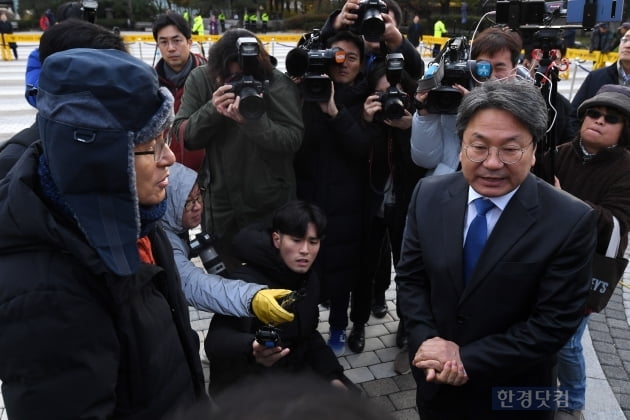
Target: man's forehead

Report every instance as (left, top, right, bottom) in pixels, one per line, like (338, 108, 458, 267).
(332, 41, 359, 54)
(158, 25, 185, 38)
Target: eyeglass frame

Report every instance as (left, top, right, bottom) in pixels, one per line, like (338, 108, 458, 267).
(184, 194, 203, 211)
(133, 128, 172, 161)
(584, 108, 623, 125)
(462, 141, 534, 165)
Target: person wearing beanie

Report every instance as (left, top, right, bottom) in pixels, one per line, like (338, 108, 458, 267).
(545, 84, 630, 420)
(569, 28, 630, 133)
(0, 48, 210, 419)
(163, 162, 296, 323)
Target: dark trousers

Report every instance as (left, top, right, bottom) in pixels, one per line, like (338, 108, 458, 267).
(350, 215, 391, 325)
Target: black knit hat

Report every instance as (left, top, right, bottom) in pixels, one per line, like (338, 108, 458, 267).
(578, 84, 630, 121)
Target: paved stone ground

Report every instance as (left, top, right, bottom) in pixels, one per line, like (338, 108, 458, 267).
(588, 246, 630, 419)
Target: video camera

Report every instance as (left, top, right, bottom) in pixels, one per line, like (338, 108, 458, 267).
(285, 29, 346, 102)
(416, 37, 492, 114)
(189, 232, 227, 276)
(374, 53, 409, 121)
(349, 0, 389, 42)
(226, 37, 269, 120)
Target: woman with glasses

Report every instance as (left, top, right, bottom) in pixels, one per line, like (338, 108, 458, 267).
(162, 162, 295, 323)
(547, 84, 630, 420)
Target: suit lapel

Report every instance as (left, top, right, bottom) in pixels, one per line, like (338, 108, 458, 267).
(440, 175, 469, 298)
(460, 174, 539, 303)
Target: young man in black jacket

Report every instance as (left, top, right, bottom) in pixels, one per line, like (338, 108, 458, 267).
(205, 201, 356, 395)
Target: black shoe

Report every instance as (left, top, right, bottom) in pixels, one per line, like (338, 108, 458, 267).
(348, 324, 365, 353)
(396, 321, 406, 348)
(371, 303, 388, 318)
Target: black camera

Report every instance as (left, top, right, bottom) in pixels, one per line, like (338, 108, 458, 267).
(189, 232, 227, 276)
(285, 30, 346, 102)
(374, 53, 409, 121)
(416, 37, 492, 114)
(228, 76, 269, 119)
(254, 289, 305, 348)
(277, 289, 306, 312)
(225, 37, 269, 120)
(255, 325, 281, 348)
(350, 0, 389, 42)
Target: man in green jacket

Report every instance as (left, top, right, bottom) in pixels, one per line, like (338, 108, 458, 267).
(432, 18, 447, 57)
(173, 29, 303, 269)
(192, 12, 204, 35)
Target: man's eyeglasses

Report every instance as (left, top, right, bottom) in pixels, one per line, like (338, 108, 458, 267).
(134, 129, 172, 161)
(463, 142, 533, 165)
(184, 194, 203, 211)
(584, 108, 622, 125)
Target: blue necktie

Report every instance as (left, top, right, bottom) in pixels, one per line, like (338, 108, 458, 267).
(463, 198, 494, 284)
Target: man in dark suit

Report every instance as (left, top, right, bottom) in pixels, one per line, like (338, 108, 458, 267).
(396, 79, 596, 420)
(569, 31, 630, 134)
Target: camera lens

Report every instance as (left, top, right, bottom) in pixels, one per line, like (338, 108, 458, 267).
(384, 98, 405, 119)
(239, 91, 265, 119)
(361, 8, 385, 42)
(303, 76, 332, 102)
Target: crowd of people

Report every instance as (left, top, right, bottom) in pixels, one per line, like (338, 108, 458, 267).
(0, 3, 629, 420)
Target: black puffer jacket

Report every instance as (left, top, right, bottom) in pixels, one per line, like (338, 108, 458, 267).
(0, 144, 208, 420)
(204, 223, 350, 395)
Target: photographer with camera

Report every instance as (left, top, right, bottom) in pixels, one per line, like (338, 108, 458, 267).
(319, 0, 424, 79)
(411, 27, 523, 176)
(293, 30, 374, 356)
(344, 54, 428, 354)
(163, 162, 296, 326)
(173, 29, 303, 270)
(204, 201, 356, 395)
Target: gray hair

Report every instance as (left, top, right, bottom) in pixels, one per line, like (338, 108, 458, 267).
(456, 80, 548, 145)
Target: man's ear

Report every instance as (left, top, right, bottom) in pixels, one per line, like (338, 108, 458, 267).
(272, 231, 281, 249)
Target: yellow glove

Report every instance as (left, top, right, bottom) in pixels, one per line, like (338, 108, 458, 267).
(252, 289, 295, 325)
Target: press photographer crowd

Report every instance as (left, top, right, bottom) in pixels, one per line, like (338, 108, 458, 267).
(1, 0, 630, 419)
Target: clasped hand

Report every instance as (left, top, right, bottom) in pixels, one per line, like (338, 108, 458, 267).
(413, 337, 469, 386)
